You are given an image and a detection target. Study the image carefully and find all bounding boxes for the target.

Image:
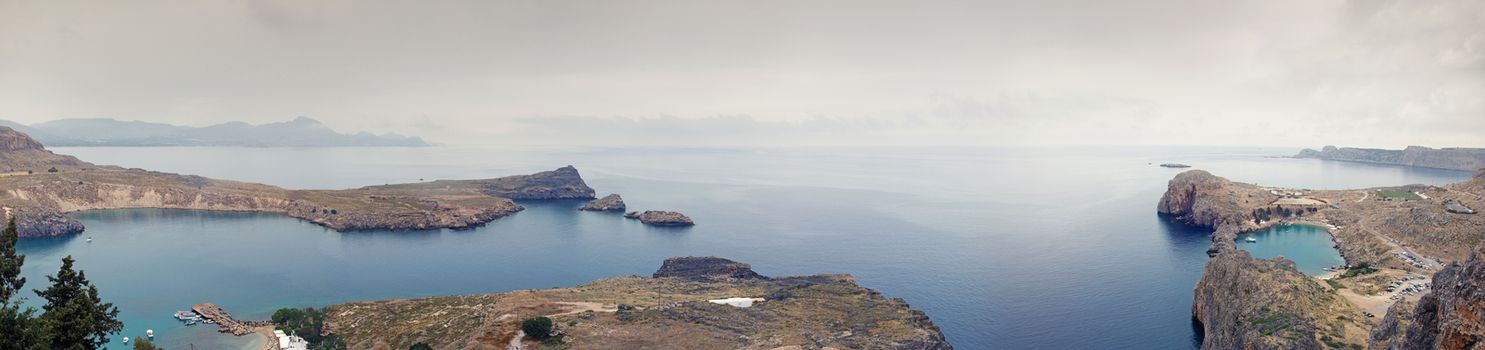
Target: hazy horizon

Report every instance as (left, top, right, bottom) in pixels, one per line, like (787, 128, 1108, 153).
(3, 0, 1482, 148)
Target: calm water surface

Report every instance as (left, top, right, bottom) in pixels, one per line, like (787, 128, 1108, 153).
(14, 146, 1474, 349)
(1237, 225, 1347, 276)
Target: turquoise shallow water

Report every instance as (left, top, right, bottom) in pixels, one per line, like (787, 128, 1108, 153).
(1236, 225, 1346, 276)
(11, 146, 1475, 349)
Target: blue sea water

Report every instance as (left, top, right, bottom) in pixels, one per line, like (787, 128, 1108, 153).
(13, 146, 1475, 349)
(1237, 225, 1347, 276)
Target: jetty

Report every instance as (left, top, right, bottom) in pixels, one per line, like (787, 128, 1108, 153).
(192, 303, 273, 336)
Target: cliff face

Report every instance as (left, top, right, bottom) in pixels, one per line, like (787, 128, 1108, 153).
(1295, 146, 1485, 172)
(1192, 251, 1367, 350)
(0, 127, 45, 151)
(1158, 170, 1272, 255)
(326, 257, 952, 350)
(1371, 249, 1485, 350)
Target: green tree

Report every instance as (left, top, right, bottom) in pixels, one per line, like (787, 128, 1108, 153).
(0, 217, 36, 349)
(408, 342, 433, 350)
(132, 337, 163, 350)
(522, 316, 553, 339)
(34, 255, 123, 350)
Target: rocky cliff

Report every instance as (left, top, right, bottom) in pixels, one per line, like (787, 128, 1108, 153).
(1158, 170, 1273, 255)
(474, 165, 595, 200)
(0, 127, 594, 237)
(1193, 251, 1366, 350)
(1296, 146, 1485, 172)
(324, 257, 952, 350)
(1370, 249, 1485, 349)
(652, 256, 764, 281)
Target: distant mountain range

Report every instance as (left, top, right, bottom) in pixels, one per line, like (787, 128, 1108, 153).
(1294, 145, 1485, 172)
(0, 117, 429, 147)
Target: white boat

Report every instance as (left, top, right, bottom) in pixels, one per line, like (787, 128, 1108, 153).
(1245, 237, 1257, 243)
(146, 329, 154, 338)
(122, 337, 129, 344)
(86, 237, 92, 243)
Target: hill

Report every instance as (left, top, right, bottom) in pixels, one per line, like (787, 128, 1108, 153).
(0, 117, 428, 147)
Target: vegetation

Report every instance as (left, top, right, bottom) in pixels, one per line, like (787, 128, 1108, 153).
(1340, 262, 1379, 278)
(46, 167, 57, 173)
(522, 316, 554, 339)
(132, 337, 163, 350)
(408, 343, 432, 350)
(1324, 279, 1345, 289)
(272, 307, 346, 350)
(1377, 191, 1422, 200)
(0, 217, 124, 349)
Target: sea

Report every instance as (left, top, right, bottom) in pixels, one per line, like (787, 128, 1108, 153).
(12, 146, 1475, 349)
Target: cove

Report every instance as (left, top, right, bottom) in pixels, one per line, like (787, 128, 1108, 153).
(1236, 224, 1345, 276)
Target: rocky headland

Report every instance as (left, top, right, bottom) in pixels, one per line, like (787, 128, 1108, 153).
(1295, 146, 1485, 172)
(0, 126, 596, 237)
(579, 194, 626, 212)
(1160, 168, 1485, 349)
(624, 210, 695, 226)
(321, 257, 952, 350)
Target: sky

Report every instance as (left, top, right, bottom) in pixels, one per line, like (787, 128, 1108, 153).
(0, 0, 1481, 147)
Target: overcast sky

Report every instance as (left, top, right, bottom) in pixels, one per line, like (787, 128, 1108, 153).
(1, 0, 1481, 147)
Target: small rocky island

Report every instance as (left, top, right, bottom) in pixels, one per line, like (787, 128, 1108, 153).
(1159, 163, 1191, 168)
(0, 126, 598, 237)
(625, 210, 695, 226)
(1159, 168, 1485, 349)
(579, 193, 626, 212)
(321, 256, 952, 349)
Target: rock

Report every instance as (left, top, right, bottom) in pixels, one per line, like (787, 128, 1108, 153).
(653, 256, 764, 281)
(1371, 249, 1485, 349)
(1444, 200, 1476, 214)
(624, 210, 694, 226)
(1159, 163, 1191, 168)
(476, 165, 596, 200)
(1368, 300, 1417, 350)
(0, 127, 44, 151)
(1191, 251, 1361, 349)
(579, 194, 626, 212)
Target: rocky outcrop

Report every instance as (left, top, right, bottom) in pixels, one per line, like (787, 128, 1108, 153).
(579, 194, 625, 212)
(326, 257, 952, 350)
(624, 210, 695, 226)
(0, 127, 44, 151)
(1190, 251, 1365, 349)
(1296, 146, 1485, 172)
(1371, 249, 1485, 349)
(652, 256, 763, 281)
(1369, 300, 1417, 350)
(474, 165, 595, 200)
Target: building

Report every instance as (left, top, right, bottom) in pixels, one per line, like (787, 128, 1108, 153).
(273, 330, 310, 350)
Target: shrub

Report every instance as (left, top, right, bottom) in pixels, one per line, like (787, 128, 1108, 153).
(409, 343, 433, 350)
(522, 316, 553, 339)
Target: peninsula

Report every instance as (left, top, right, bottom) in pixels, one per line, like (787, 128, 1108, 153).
(1294, 146, 1485, 172)
(0, 126, 594, 237)
(1159, 168, 1485, 349)
(320, 256, 952, 349)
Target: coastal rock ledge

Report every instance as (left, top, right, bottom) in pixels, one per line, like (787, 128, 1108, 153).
(625, 210, 695, 226)
(579, 194, 626, 212)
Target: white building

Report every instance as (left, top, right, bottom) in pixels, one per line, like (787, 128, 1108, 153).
(274, 330, 311, 350)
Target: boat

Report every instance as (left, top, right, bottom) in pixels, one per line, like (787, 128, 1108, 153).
(1245, 237, 1257, 243)
(86, 237, 92, 243)
(122, 337, 129, 344)
(146, 329, 154, 338)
